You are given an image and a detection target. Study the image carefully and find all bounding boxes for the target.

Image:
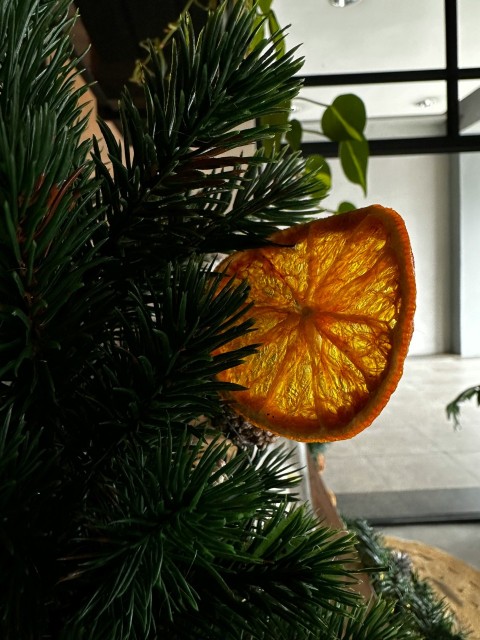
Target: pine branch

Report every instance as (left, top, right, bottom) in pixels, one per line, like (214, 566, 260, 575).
(58, 432, 300, 636)
(347, 519, 470, 640)
(54, 259, 256, 468)
(0, 404, 59, 638)
(446, 384, 480, 428)
(0, 0, 111, 409)
(58, 430, 365, 639)
(93, 3, 324, 275)
(0, 2, 111, 635)
(198, 147, 323, 252)
(331, 599, 419, 640)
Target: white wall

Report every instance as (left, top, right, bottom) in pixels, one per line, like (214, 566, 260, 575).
(323, 154, 451, 356)
(456, 152, 480, 356)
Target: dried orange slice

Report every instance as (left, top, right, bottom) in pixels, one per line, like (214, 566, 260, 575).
(215, 204, 416, 442)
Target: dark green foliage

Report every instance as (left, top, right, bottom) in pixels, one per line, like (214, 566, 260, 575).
(347, 519, 471, 639)
(446, 384, 480, 428)
(321, 599, 418, 640)
(60, 437, 361, 639)
(93, 2, 323, 269)
(0, 0, 98, 390)
(165, 593, 417, 640)
(60, 437, 291, 635)
(61, 259, 257, 457)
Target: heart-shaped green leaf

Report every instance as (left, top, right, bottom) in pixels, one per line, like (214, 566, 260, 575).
(286, 119, 302, 151)
(250, 14, 267, 51)
(339, 139, 369, 195)
(321, 94, 366, 142)
(305, 154, 331, 197)
(267, 11, 286, 58)
(260, 100, 291, 154)
(336, 201, 356, 214)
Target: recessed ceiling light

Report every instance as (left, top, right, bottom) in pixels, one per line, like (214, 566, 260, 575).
(415, 98, 438, 109)
(329, 0, 362, 7)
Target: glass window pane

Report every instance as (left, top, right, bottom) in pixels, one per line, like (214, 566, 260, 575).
(274, 0, 446, 75)
(458, 0, 480, 68)
(294, 82, 447, 140)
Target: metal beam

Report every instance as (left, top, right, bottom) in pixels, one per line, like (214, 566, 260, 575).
(297, 1, 480, 158)
(300, 67, 480, 87)
(302, 134, 480, 157)
(460, 88, 480, 131)
(299, 69, 448, 86)
(445, 0, 460, 138)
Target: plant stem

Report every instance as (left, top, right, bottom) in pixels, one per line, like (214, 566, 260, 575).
(159, 0, 200, 49)
(301, 128, 327, 138)
(296, 96, 330, 109)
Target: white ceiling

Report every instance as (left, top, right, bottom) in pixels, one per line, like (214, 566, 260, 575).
(273, 0, 480, 134)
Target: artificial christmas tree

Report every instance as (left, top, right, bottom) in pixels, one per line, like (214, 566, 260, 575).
(0, 0, 455, 638)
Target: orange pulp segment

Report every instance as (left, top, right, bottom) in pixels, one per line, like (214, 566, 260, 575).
(215, 204, 416, 442)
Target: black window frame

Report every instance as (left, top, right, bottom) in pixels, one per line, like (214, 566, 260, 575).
(300, 0, 480, 157)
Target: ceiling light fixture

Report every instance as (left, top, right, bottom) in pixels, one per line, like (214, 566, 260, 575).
(415, 98, 438, 109)
(329, 0, 362, 7)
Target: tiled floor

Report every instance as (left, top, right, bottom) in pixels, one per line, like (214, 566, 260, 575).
(321, 354, 480, 569)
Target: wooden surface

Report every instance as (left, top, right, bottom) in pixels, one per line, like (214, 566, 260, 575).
(307, 453, 375, 600)
(385, 536, 480, 638)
